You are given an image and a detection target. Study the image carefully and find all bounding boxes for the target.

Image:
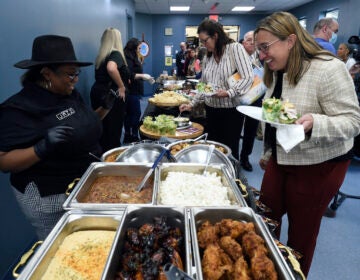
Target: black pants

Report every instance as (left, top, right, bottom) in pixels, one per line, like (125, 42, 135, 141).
(205, 105, 243, 159)
(90, 84, 126, 152)
(240, 97, 262, 161)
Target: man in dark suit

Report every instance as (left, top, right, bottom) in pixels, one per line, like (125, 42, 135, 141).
(176, 42, 187, 79)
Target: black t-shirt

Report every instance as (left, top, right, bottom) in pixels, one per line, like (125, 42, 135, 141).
(94, 51, 132, 90)
(0, 83, 102, 196)
(125, 51, 144, 96)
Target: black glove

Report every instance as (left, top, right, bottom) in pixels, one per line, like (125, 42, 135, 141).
(100, 89, 118, 109)
(34, 125, 74, 159)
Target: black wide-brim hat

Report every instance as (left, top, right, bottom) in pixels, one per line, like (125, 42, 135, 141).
(14, 35, 92, 69)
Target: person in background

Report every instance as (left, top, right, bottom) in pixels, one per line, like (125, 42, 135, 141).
(0, 35, 110, 239)
(179, 19, 253, 159)
(123, 38, 154, 143)
(255, 12, 360, 276)
(194, 46, 207, 79)
(185, 46, 197, 77)
(313, 17, 339, 55)
(175, 42, 187, 79)
(90, 28, 130, 152)
(337, 42, 356, 70)
(239, 30, 265, 171)
(313, 18, 341, 218)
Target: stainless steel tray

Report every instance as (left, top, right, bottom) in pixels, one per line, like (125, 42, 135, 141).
(18, 211, 123, 280)
(101, 146, 132, 162)
(173, 144, 236, 178)
(155, 163, 246, 207)
(189, 207, 295, 280)
(102, 205, 193, 279)
(167, 139, 232, 157)
(63, 162, 158, 210)
(116, 143, 176, 163)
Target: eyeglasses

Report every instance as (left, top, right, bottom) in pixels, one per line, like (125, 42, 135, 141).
(256, 39, 281, 54)
(200, 36, 211, 45)
(57, 70, 81, 81)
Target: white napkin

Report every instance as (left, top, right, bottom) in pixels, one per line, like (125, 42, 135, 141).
(276, 124, 305, 153)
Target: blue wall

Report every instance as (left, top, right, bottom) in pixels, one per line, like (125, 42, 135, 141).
(289, 0, 360, 49)
(139, 13, 264, 81)
(0, 0, 135, 276)
(0, 0, 359, 277)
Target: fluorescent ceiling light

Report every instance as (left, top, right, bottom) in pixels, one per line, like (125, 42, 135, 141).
(170, 6, 190, 12)
(232, 6, 255, 12)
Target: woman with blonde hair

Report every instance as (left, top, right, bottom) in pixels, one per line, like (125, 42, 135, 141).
(254, 11, 360, 276)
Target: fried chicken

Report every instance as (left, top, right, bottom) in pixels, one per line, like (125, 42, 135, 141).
(202, 243, 233, 280)
(241, 230, 268, 259)
(197, 220, 219, 249)
(232, 256, 252, 280)
(219, 236, 243, 261)
(216, 219, 255, 239)
(250, 253, 278, 280)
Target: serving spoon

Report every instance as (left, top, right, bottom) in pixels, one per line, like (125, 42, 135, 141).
(136, 148, 169, 192)
(203, 144, 215, 175)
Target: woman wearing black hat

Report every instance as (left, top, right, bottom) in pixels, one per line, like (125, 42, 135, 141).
(0, 35, 112, 240)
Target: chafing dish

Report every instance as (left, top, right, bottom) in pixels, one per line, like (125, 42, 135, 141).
(190, 207, 295, 280)
(173, 144, 236, 178)
(102, 205, 193, 279)
(155, 163, 246, 207)
(101, 146, 132, 162)
(63, 162, 158, 210)
(116, 143, 175, 163)
(166, 139, 232, 157)
(17, 211, 123, 280)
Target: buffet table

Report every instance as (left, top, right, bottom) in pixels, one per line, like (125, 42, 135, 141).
(139, 122, 204, 140)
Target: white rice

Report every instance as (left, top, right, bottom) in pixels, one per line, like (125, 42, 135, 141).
(159, 171, 231, 206)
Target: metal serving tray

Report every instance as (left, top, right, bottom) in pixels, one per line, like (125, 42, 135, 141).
(116, 143, 176, 163)
(18, 211, 123, 280)
(156, 163, 246, 207)
(166, 139, 232, 157)
(102, 205, 193, 279)
(173, 144, 236, 178)
(189, 207, 295, 280)
(63, 162, 158, 210)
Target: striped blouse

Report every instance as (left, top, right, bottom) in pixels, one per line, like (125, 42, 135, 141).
(191, 42, 253, 108)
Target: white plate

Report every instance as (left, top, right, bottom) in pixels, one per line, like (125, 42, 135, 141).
(200, 91, 217, 96)
(237, 106, 289, 127)
(186, 79, 199, 83)
(176, 121, 192, 130)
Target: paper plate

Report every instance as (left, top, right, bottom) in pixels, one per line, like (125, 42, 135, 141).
(237, 105, 290, 127)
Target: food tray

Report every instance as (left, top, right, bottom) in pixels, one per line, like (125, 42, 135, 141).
(174, 144, 236, 178)
(140, 122, 204, 140)
(18, 211, 123, 280)
(156, 163, 246, 207)
(190, 207, 295, 280)
(116, 143, 176, 163)
(101, 146, 131, 162)
(63, 162, 158, 210)
(102, 206, 193, 279)
(166, 139, 232, 157)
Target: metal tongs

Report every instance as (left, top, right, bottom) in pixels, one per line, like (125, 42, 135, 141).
(136, 148, 170, 192)
(163, 263, 194, 280)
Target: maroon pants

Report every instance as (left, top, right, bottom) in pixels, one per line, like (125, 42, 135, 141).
(259, 157, 351, 276)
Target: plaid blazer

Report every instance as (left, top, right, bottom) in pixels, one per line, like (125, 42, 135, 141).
(263, 55, 360, 165)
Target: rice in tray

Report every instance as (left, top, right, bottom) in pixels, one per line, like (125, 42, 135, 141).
(159, 171, 231, 206)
